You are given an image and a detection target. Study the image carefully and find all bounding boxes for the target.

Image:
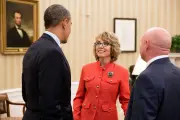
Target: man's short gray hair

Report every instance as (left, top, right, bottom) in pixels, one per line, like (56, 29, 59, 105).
(44, 4, 71, 29)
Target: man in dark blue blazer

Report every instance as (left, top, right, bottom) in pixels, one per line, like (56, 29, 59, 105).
(22, 4, 73, 120)
(125, 27, 180, 120)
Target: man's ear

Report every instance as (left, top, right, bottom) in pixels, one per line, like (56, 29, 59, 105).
(62, 22, 65, 30)
(145, 39, 150, 50)
(62, 19, 68, 29)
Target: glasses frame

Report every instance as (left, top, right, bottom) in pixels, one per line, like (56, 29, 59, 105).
(94, 42, 111, 47)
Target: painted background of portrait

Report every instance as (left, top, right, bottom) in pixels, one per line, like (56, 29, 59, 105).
(6, 1, 33, 41)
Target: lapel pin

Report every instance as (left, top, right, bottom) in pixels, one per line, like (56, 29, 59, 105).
(108, 72, 114, 78)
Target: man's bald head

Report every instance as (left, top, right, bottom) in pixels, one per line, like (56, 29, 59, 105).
(140, 27, 172, 62)
(144, 27, 171, 49)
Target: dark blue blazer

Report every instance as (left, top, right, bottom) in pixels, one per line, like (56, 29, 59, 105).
(22, 33, 73, 120)
(125, 57, 180, 120)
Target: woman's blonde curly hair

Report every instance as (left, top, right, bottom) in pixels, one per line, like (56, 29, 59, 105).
(93, 31, 121, 62)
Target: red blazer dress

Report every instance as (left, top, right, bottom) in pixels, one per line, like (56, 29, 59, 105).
(73, 61, 130, 120)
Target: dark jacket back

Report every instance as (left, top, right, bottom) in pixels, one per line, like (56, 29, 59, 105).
(22, 33, 73, 120)
(125, 58, 180, 120)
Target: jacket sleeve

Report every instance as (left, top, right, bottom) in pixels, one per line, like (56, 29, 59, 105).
(73, 67, 86, 120)
(119, 69, 130, 115)
(125, 74, 159, 120)
(39, 50, 73, 120)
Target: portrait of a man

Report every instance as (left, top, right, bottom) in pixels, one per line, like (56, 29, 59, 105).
(7, 11, 32, 47)
(0, 0, 38, 54)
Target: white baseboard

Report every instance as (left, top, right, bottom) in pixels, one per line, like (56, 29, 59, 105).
(0, 82, 124, 119)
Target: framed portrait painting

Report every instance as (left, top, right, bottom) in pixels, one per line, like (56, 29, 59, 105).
(0, 0, 39, 54)
(114, 18, 137, 52)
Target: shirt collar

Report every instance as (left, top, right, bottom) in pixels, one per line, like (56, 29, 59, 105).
(146, 55, 169, 68)
(44, 31, 61, 47)
(96, 61, 114, 71)
(15, 25, 21, 29)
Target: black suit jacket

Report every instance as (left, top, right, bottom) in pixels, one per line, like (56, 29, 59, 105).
(22, 33, 73, 120)
(125, 58, 180, 120)
(7, 26, 31, 47)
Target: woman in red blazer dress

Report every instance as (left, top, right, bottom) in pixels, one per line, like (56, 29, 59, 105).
(73, 32, 130, 120)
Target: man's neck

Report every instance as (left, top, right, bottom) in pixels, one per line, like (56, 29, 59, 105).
(46, 28, 63, 42)
(15, 24, 21, 29)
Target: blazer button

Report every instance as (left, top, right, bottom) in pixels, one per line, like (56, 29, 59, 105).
(83, 104, 86, 106)
(93, 106, 96, 109)
(109, 108, 112, 110)
(96, 96, 98, 98)
(56, 105, 61, 110)
(96, 86, 99, 88)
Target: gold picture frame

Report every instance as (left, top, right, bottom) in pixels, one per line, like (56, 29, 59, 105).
(0, 0, 39, 54)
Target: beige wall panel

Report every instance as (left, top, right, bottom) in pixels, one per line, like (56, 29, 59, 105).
(0, 0, 178, 89)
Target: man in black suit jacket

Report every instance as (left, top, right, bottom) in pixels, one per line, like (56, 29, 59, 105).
(7, 11, 31, 47)
(22, 4, 72, 120)
(125, 27, 180, 120)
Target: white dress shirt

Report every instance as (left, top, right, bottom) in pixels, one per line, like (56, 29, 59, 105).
(15, 25, 23, 38)
(146, 55, 169, 68)
(44, 31, 61, 47)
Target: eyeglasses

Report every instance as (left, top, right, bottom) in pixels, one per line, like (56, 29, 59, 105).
(94, 42, 111, 47)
